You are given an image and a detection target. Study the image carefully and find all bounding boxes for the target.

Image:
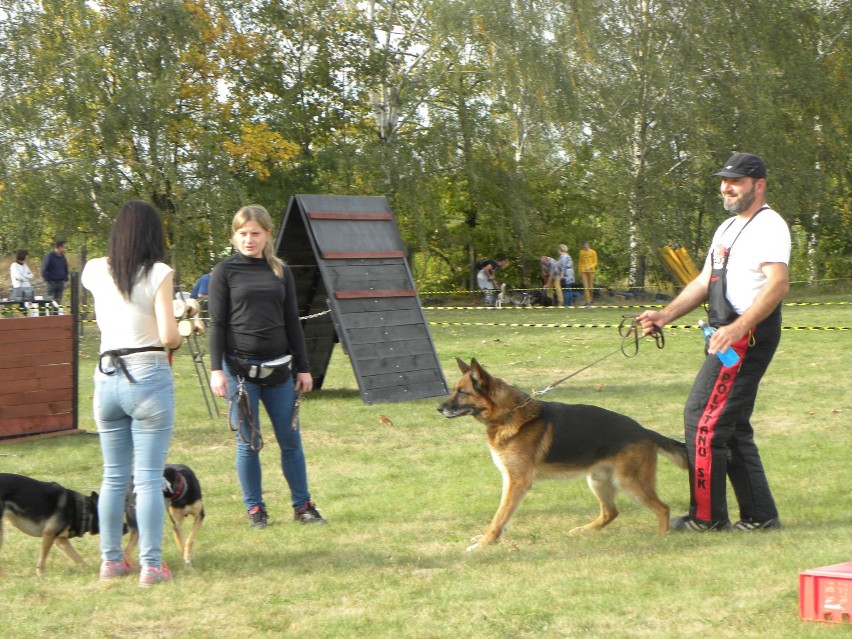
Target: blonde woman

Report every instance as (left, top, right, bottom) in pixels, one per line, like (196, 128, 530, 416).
(208, 205, 325, 528)
(578, 241, 598, 305)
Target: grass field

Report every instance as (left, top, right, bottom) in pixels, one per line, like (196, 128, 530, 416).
(0, 296, 850, 638)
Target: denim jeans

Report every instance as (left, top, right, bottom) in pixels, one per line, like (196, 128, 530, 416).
(46, 280, 65, 304)
(222, 359, 311, 512)
(94, 352, 174, 569)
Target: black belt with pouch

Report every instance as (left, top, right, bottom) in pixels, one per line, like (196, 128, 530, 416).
(98, 346, 166, 383)
(225, 353, 293, 386)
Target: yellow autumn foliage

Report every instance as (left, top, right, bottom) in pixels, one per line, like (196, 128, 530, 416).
(224, 122, 300, 179)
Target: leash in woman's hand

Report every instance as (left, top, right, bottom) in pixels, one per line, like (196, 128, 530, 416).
(228, 377, 263, 452)
(291, 392, 302, 430)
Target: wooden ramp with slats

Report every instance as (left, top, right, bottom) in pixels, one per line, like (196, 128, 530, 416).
(275, 195, 447, 405)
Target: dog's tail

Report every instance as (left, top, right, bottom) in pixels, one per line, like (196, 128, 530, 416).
(654, 435, 689, 470)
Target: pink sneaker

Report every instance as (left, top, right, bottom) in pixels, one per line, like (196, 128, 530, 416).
(139, 562, 172, 588)
(99, 558, 133, 581)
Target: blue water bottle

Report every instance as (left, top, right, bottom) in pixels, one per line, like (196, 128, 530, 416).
(697, 320, 740, 367)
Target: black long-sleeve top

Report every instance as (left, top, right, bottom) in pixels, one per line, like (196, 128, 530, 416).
(208, 253, 310, 373)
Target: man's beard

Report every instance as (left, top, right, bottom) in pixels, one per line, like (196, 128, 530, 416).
(723, 183, 757, 214)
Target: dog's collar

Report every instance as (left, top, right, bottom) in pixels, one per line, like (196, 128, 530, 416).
(77, 495, 94, 537)
(168, 473, 188, 502)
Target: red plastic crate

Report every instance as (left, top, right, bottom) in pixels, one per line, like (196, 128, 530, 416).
(800, 562, 852, 623)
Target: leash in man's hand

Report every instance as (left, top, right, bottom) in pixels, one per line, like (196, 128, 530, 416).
(531, 316, 664, 399)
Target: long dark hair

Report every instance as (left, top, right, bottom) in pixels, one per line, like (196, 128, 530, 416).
(108, 200, 167, 299)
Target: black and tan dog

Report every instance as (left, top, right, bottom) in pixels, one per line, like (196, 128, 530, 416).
(437, 359, 688, 551)
(0, 473, 99, 574)
(125, 463, 204, 566)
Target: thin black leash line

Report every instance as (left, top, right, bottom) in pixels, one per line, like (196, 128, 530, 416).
(514, 316, 664, 410)
(228, 377, 263, 452)
(228, 380, 303, 450)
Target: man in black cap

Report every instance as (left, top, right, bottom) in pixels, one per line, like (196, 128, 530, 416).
(637, 152, 789, 532)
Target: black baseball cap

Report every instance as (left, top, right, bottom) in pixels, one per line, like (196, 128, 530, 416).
(713, 153, 767, 179)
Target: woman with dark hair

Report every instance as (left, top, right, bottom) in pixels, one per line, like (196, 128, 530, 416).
(82, 200, 181, 587)
(10, 249, 35, 310)
(208, 204, 325, 529)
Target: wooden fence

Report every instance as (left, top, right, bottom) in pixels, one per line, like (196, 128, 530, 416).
(0, 314, 80, 441)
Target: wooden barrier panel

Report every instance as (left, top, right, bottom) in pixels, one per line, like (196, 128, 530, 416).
(0, 315, 79, 441)
(277, 195, 447, 404)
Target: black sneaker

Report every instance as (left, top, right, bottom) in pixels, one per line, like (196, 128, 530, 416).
(734, 517, 782, 531)
(670, 514, 732, 532)
(294, 501, 326, 525)
(247, 505, 268, 529)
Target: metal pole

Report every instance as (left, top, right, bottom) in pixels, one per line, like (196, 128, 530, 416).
(186, 331, 218, 418)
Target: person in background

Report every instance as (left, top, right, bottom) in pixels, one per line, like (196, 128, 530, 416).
(208, 205, 325, 529)
(190, 271, 211, 300)
(637, 153, 788, 532)
(555, 244, 575, 307)
(82, 200, 181, 586)
(540, 255, 560, 306)
(578, 241, 598, 306)
(41, 240, 70, 310)
(475, 256, 508, 307)
(190, 270, 212, 318)
(10, 249, 36, 312)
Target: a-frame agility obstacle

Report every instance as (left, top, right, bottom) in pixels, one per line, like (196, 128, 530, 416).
(275, 195, 447, 405)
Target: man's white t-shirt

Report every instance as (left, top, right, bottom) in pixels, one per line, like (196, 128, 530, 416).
(82, 257, 172, 352)
(705, 206, 790, 315)
(477, 268, 495, 291)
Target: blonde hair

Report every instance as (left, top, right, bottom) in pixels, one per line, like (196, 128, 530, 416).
(232, 205, 285, 278)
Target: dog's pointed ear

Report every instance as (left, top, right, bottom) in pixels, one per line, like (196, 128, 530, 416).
(456, 358, 471, 373)
(469, 359, 491, 390)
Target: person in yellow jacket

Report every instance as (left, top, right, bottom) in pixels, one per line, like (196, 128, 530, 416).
(578, 241, 598, 305)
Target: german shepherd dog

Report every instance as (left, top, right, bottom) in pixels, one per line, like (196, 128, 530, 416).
(496, 283, 531, 308)
(437, 359, 688, 551)
(125, 464, 205, 566)
(0, 473, 99, 574)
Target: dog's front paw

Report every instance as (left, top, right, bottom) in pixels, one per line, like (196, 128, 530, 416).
(466, 534, 484, 552)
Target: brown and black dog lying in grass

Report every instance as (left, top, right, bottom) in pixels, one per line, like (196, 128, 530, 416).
(437, 359, 688, 551)
(0, 473, 99, 574)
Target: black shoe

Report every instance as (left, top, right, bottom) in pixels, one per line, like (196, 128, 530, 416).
(670, 514, 732, 532)
(248, 505, 268, 529)
(294, 501, 326, 524)
(733, 517, 782, 531)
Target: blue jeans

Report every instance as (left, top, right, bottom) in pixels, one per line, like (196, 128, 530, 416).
(222, 359, 311, 512)
(46, 280, 65, 304)
(94, 353, 174, 569)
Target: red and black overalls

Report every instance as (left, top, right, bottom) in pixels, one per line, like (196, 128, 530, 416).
(684, 207, 780, 525)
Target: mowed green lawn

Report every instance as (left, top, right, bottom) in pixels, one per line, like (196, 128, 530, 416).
(0, 297, 849, 638)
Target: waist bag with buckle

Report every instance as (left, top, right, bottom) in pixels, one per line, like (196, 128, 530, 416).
(98, 346, 166, 383)
(226, 353, 293, 386)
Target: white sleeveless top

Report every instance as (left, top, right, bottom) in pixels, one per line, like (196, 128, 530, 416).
(82, 257, 172, 352)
